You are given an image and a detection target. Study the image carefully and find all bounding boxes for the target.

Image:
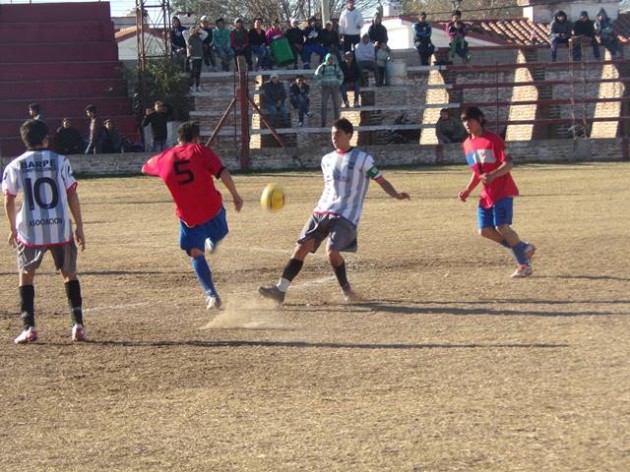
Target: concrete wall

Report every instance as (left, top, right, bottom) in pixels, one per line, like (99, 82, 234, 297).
(2, 138, 624, 177)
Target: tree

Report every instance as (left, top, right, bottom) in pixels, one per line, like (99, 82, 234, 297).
(171, 0, 382, 24)
(402, 0, 522, 20)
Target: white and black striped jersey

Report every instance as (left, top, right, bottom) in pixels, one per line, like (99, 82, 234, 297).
(2, 150, 77, 247)
(313, 148, 382, 226)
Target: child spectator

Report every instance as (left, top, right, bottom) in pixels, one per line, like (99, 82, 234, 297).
(186, 25, 204, 91)
(375, 41, 389, 86)
(289, 75, 312, 127)
(446, 10, 471, 63)
(340, 50, 361, 108)
(199, 16, 217, 71)
(413, 12, 435, 66)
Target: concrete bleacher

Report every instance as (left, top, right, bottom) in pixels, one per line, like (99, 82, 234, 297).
(0, 2, 137, 158)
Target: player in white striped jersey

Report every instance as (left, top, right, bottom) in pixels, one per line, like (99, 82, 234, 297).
(259, 118, 410, 304)
(3, 120, 87, 344)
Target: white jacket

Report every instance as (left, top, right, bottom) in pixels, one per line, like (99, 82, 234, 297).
(339, 8, 363, 36)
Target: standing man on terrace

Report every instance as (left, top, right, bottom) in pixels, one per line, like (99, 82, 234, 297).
(339, 0, 363, 53)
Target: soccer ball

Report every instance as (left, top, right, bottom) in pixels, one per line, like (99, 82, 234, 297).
(260, 183, 285, 212)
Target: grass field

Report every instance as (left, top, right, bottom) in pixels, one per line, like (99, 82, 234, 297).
(1, 162, 629, 471)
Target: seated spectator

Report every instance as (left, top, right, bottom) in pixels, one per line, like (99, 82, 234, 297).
(266, 18, 284, 44)
(368, 14, 388, 45)
(340, 50, 361, 108)
(435, 108, 467, 144)
(375, 41, 390, 86)
(261, 74, 289, 127)
(231, 18, 252, 70)
(199, 15, 217, 71)
(595, 8, 619, 57)
(302, 16, 326, 69)
(573, 11, 600, 60)
(285, 18, 305, 69)
(101, 119, 125, 153)
(413, 12, 435, 66)
(549, 10, 572, 62)
(321, 20, 342, 65)
(171, 16, 189, 72)
(249, 18, 270, 70)
(289, 75, 313, 127)
(54, 118, 84, 155)
(446, 10, 470, 63)
(354, 34, 376, 86)
(213, 18, 234, 71)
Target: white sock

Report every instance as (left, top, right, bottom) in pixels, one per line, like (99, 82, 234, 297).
(277, 278, 290, 292)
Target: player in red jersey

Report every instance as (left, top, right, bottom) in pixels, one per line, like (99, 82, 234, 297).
(142, 121, 243, 309)
(457, 107, 536, 278)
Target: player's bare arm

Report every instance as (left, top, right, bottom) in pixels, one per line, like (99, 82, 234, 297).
(67, 187, 86, 251)
(459, 173, 481, 202)
(375, 177, 410, 200)
(219, 169, 243, 212)
(480, 156, 514, 184)
(4, 194, 18, 247)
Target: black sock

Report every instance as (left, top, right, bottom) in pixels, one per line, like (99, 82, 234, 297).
(19, 285, 35, 328)
(281, 258, 304, 282)
(65, 280, 83, 325)
(333, 261, 350, 289)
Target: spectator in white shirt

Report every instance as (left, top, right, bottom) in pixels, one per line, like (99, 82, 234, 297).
(339, 0, 363, 52)
(354, 34, 376, 86)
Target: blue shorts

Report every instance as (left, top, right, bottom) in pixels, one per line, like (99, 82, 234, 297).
(179, 207, 228, 255)
(477, 197, 513, 228)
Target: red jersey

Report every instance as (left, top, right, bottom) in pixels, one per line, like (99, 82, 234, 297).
(462, 130, 519, 209)
(142, 144, 225, 226)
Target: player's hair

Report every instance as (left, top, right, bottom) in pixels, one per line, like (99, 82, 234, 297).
(85, 104, 97, 113)
(20, 119, 49, 148)
(177, 121, 200, 143)
(333, 118, 353, 135)
(28, 103, 40, 113)
(460, 106, 486, 126)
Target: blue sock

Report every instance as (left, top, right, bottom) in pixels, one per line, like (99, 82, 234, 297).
(192, 255, 216, 296)
(509, 242, 529, 265)
(500, 239, 510, 248)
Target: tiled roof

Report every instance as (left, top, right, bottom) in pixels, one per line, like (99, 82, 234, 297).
(399, 11, 630, 46)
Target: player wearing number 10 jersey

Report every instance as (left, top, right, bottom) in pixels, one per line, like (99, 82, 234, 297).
(142, 121, 243, 310)
(3, 119, 87, 344)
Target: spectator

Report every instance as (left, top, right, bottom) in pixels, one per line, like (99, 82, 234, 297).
(54, 118, 84, 155)
(285, 18, 305, 69)
(368, 14, 388, 45)
(321, 20, 343, 65)
(213, 18, 234, 71)
(261, 74, 289, 128)
(186, 25, 204, 92)
(289, 75, 312, 127)
(413, 12, 435, 66)
(314, 53, 344, 127)
(302, 16, 326, 69)
(435, 108, 467, 144)
(199, 16, 217, 71)
(339, 0, 363, 52)
(266, 18, 284, 44)
(84, 104, 104, 154)
(354, 33, 376, 86)
(142, 101, 169, 152)
(340, 50, 361, 108)
(171, 16, 188, 72)
(549, 10, 572, 62)
(231, 18, 252, 70)
(28, 103, 44, 122)
(573, 11, 600, 60)
(101, 119, 125, 153)
(446, 10, 470, 63)
(375, 42, 390, 87)
(595, 8, 619, 57)
(249, 18, 270, 70)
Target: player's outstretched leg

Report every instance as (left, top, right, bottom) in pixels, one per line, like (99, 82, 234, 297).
(259, 258, 304, 305)
(191, 253, 222, 310)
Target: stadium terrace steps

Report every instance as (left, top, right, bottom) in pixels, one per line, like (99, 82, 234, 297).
(0, 42, 118, 63)
(0, 21, 116, 43)
(0, 62, 126, 81)
(0, 2, 135, 158)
